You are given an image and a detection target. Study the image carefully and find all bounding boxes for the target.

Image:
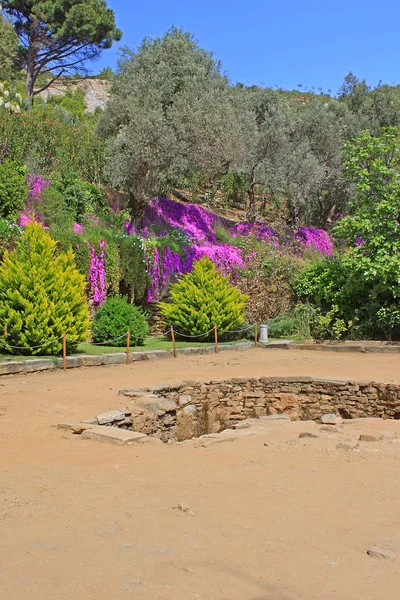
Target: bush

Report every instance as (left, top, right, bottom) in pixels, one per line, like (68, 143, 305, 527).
(267, 314, 298, 339)
(160, 257, 248, 340)
(0, 159, 27, 219)
(0, 224, 89, 355)
(92, 297, 149, 346)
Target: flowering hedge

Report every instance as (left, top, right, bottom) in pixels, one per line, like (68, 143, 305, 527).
(16, 184, 334, 305)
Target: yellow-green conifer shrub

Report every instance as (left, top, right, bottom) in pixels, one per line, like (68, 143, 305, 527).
(0, 224, 89, 355)
(160, 257, 248, 339)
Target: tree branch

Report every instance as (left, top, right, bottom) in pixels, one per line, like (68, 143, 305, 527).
(32, 71, 65, 96)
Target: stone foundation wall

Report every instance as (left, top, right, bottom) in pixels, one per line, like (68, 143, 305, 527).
(118, 376, 400, 442)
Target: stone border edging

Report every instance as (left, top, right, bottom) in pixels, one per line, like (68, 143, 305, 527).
(0, 341, 254, 376)
(263, 341, 400, 353)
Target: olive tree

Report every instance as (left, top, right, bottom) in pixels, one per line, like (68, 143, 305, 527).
(100, 27, 246, 219)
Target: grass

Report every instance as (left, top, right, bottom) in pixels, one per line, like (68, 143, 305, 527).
(0, 336, 249, 361)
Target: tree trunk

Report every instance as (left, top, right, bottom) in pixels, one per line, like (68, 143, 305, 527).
(128, 193, 147, 224)
(25, 68, 35, 108)
(246, 166, 262, 223)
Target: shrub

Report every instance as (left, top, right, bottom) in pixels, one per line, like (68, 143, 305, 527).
(92, 297, 149, 346)
(0, 159, 27, 219)
(267, 314, 298, 339)
(160, 257, 248, 339)
(0, 224, 89, 355)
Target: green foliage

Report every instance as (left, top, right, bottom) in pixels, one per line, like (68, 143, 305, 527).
(3, 0, 122, 102)
(0, 159, 27, 218)
(47, 88, 87, 123)
(0, 107, 106, 182)
(104, 241, 120, 296)
(92, 297, 149, 346)
(268, 314, 298, 338)
(0, 17, 18, 81)
(218, 170, 249, 208)
(295, 128, 400, 340)
(50, 173, 106, 222)
(0, 224, 89, 355)
(100, 27, 243, 216)
(0, 218, 21, 258)
(119, 236, 149, 303)
(160, 257, 248, 339)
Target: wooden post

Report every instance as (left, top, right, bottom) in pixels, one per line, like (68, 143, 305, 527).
(62, 333, 67, 373)
(126, 329, 131, 365)
(3, 324, 7, 339)
(171, 326, 177, 358)
(214, 324, 218, 353)
(254, 323, 258, 347)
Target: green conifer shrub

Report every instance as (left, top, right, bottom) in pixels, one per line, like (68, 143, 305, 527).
(0, 224, 89, 355)
(160, 257, 248, 339)
(92, 297, 149, 346)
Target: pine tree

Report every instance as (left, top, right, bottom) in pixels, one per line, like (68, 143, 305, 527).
(0, 224, 89, 355)
(160, 257, 248, 339)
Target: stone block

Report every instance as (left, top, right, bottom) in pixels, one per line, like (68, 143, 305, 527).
(96, 410, 125, 425)
(65, 356, 82, 369)
(103, 353, 126, 365)
(146, 350, 170, 360)
(80, 355, 104, 367)
(0, 361, 25, 375)
(81, 426, 147, 445)
(24, 359, 55, 373)
(129, 352, 149, 362)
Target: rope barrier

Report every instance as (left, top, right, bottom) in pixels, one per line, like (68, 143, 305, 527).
(0, 335, 65, 351)
(171, 327, 216, 339)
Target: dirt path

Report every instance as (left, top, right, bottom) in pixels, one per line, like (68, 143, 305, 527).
(1, 348, 400, 600)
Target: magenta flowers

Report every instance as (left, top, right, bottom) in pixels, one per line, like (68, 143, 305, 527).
(89, 242, 106, 305)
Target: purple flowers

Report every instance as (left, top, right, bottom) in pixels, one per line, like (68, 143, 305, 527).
(89, 242, 106, 305)
(28, 174, 50, 202)
(73, 222, 85, 235)
(296, 228, 333, 256)
(143, 197, 228, 242)
(19, 174, 51, 228)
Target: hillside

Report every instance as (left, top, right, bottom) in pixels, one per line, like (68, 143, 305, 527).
(36, 78, 111, 113)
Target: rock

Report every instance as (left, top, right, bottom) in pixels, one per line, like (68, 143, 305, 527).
(367, 542, 398, 560)
(233, 421, 251, 430)
(359, 434, 381, 442)
(321, 413, 343, 425)
(183, 404, 196, 415)
(96, 410, 125, 425)
(319, 425, 338, 432)
(260, 415, 291, 421)
(122, 580, 143, 592)
(336, 442, 358, 451)
(57, 422, 94, 434)
(178, 395, 192, 406)
(173, 502, 194, 516)
(299, 432, 318, 439)
(81, 426, 147, 445)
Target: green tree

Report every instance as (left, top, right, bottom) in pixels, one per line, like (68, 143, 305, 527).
(296, 128, 400, 340)
(160, 257, 248, 339)
(335, 127, 400, 300)
(2, 0, 121, 104)
(0, 16, 19, 80)
(0, 158, 27, 218)
(0, 223, 89, 355)
(100, 27, 244, 219)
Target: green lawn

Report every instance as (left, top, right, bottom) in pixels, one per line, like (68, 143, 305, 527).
(0, 336, 249, 361)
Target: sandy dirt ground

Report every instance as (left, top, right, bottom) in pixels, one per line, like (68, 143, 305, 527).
(1, 347, 400, 600)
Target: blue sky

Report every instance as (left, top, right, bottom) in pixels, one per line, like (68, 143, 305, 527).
(96, 0, 400, 93)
